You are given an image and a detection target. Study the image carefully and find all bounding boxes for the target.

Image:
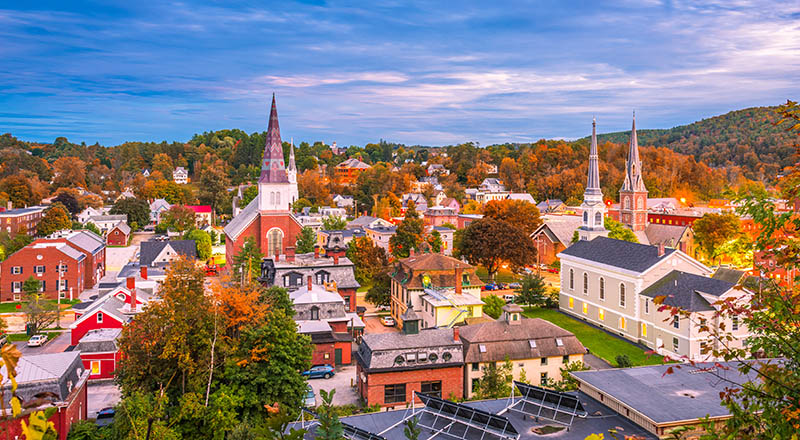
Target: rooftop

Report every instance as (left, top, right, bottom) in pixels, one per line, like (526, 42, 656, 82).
(639, 270, 734, 312)
(0, 206, 46, 216)
(559, 236, 677, 273)
(459, 318, 585, 362)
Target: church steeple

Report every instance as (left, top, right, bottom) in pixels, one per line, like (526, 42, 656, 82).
(287, 138, 299, 206)
(578, 118, 607, 241)
(259, 94, 288, 184)
(619, 112, 648, 232)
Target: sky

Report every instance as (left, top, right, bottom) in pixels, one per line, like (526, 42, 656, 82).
(1, 1, 799, 147)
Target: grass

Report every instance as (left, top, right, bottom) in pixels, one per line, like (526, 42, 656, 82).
(7, 331, 61, 342)
(0, 299, 81, 314)
(522, 307, 666, 367)
(475, 267, 521, 284)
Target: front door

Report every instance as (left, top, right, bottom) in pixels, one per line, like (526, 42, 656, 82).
(335, 348, 343, 365)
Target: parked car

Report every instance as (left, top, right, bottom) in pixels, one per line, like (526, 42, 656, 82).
(304, 385, 316, 407)
(482, 283, 497, 291)
(380, 316, 396, 327)
(496, 282, 509, 290)
(27, 334, 47, 347)
(376, 304, 390, 312)
(96, 407, 115, 427)
(508, 283, 521, 289)
(503, 294, 516, 303)
(302, 365, 335, 379)
(546, 267, 560, 274)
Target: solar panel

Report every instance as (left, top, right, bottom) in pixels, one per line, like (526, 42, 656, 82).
(504, 381, 587, 427)
(342, 421, 388, 440)
(415, 392, 519, 440)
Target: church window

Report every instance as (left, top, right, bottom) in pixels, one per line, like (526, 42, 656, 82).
(569, 269, 574, 290)
(267, 229, 284, 258)
(270, 192, 275, 205)
(595, 212, 602, 225)
(276, 192, 281, 206)
(637, 197, 643, 209)
(624, 197, 630, 210)
(619, 283, 626, 308)
(599, 277, 605, 300)
(583, 211, 588, 223)
(583, 273, 588, 294)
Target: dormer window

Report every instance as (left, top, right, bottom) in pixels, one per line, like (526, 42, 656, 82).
(529, 340, 537, 348)
(479, 345, 487, 353)
(97, 312, 103, 323)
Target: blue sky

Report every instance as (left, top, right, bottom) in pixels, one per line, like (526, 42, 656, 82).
(1, 1, 798, 147)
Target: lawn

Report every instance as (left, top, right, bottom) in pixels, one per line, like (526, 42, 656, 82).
(0, 299, 81, 314)
(7, 331, 61, 342)
(522, 307, 666, 367)
(475, 267, 521, 284)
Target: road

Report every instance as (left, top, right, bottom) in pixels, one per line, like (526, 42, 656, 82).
(13, 330, 72, 356)
(87, 381, 122, 418)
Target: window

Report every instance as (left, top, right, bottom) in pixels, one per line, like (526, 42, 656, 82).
(619, 316, 626, 330)
(59, 280, 68, 291)
(619, 284, 626, 308)
(673, 316, 679, 329)
(583, 211, 588, 223)
(40, 281, 46, 292)
(582, 302, 588, 314)
(540, 357, 547, 365)
(315, 271, 330, 284)
(540, 372, 548, 383)
(405, 353, 417, 363)
(12, 282, 21, 293)
(13, 294, 20, 302)
(569, 269, 574, 290)
(595, 212, 602, 225)
(732, 315, 739, 331)
(700, 340, 708, 353)
(11, 266, 21, 275)
(556, 338, 564, 347)
(34, 265, 45, 274)
(421, 381, 442, 398)
(266, 229, 284, 258)
(310, 307, 319, 320)
(568, 297, 574, 309)
(624, 197, 630, 209)
(644, 299, 649, 314)
(90, 361, 100, 375)
(598, 308, 604, 321)
(563, 355, 569, 364)
(641, 323, 647, 337)
(97, 312, 103, 323)
(599, 277, 605, 300)
(583, 273, 588, 295)
(672, 337, 679, 351)
(324, 353, 330, 359)
(471, 363, 479, 371)
(384, 384, 406, 404)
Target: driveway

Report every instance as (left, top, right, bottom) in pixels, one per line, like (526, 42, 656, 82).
(306, 364, 359, 407)
(363, 316, 400, 335)
(87, 381, 122, 418)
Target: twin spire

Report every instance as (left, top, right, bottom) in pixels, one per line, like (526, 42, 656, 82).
(583, 112, 646, 199)
(258, 94, 295, 184)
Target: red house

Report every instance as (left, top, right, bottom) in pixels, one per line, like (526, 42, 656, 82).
(77, 328, 122, 380)
(106, 221, 131, 246)
(1, 241, 85, 302)
(69, 280, 150, 346)
(0, 352, 89, 440)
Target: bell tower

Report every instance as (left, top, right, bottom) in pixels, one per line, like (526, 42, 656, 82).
(258, 94, 292, 213)
(619, 112, 648, 232)
(578, 118, 608, 241)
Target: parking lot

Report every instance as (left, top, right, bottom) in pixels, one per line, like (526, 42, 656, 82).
(363, 315, 400, 334)
(306, 364, 359, 407)
(87, 381, 122, 418)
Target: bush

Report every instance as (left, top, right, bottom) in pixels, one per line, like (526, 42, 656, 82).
(615, 354, 633, 368)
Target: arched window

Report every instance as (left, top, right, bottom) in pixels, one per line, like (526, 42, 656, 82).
(595, 212, 602, 225)
(270, 191, 275, 205)
(583, 273, 588, 294)
(267, 228, 284, 258)
(276, 192, 281, 207)
(569, 269, 574, 290)
(619, 283, 626, 308)
(624, 197, 630, 209)
(599, 277, 605, 300)
(637, 197, 643, 209)
(583, 211, 588, 223)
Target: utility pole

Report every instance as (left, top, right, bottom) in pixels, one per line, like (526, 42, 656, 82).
(57, 259, 62, 328)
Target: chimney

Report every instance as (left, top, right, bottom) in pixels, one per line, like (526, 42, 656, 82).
(333, 254, 339, 265)
(314, 246, 320, 259)
(286, 246, 295, 263)
(140, 266, 148, 280)
(455, 264, 463, 295)
(274, 252, 280, 262)
(453, 326, 459, 342)
(126, 277, 135, 290)
(307, 275, 313, 291)
(409, 248, 415, 257)
(130, 287, 137, 312)
(658, 243, 665, 257)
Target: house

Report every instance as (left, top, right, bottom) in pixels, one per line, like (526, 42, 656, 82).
(356, 326, 464, 408)
(87, 214, 128, 234)
(456, 214, 483, 229)
(77, 328, 122, 380)
(0, 205, 46, 236)
(505, 193, 536, 204)
(431, 226, 454, 256)
(432, 190, 447, 206)
(142, 169, 150, 178)
(364, 225, 396, 252)
(259, 232, 361, 312)
(290, 277, 364, 365)
(335, 158, 371, 185)
(475, 191, 510, 204)
(185, 205, 212, 227)
(0, 352, 89, 440)
(426, 163, 450, 176)
(319, 206, 347, 218)
(333, 194, 354, 209)
(529, 215, 582, 265)
(537, 199, 567, 214)
(347, 216, 393, 230)
(173, 166, 189, 184)
(413, 176, 442, 193)
(402, 193, 428, 212)
(223, 96, 302, 267)
(70, 279, 153, 345)
(459, 305, 585, 398)
(149, 198, 171, 224)
(295, 214, 324, 231)
(106, 222, 131, 246)
(115, 190, 136, 202)
(479, 178, 505, 193)
(643, 223, 695, 256)
(439, 197, 461, 212)
(389, 253, 485, 329)
(424, 206, 458, 227)
(76, 206, 111, 224)
(316, 228, 365, 251)
(140, 239, 197, 269)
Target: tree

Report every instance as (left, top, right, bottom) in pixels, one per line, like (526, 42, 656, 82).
(83, 222, 101, 236)
(477, 359, 513, 399)
(321, 215, 347, 230)
(295, 226, 317, 254)
(151, 153, 174, 177)
(36, 203, 72, 236)
(0, 229, 33, 261)
(315, 389, 344, 440)
(482, 294, 505, 319)
(240, 185, 258, 208)
(692, 212, 744, 264)
(483, 199, 542, 235)
(187, 229, 212, 260)
(22, 277, 58, 334)
(389, 204, 424, 258)
(404, 417, 421, 440)
(162, 205, 196, 233)
(347, 237, 389, 286)
(425, 230, 443, 253)
(615, 354, 632, 368)
(602, 217, 638, 243)
(233, 237, 264, 285)
(515, 274, 549, 306)
(458, 218, 536, 281)
(52, 191, 81, 216)
(0, 175, 38, 207)
(198, 159, 231, 213)
(110, 197, 150, 231)
(52, 156, 86, 188)
(365, 272, 391, 307)
(542, 361, 590, 392)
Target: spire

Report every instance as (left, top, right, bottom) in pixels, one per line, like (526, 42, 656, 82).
(621, 111, 646, 192)
(259, 94, 288, 183)
(288, 137, 296, 172)
(585, 117, 602, 198)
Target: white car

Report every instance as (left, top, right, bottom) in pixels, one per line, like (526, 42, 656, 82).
(27, 334, 47, 347)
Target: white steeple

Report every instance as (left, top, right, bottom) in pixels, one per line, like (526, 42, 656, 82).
(578, 117, 607, 241)
(288, 138, 299, 207)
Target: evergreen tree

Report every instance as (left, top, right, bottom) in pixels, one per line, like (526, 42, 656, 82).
(233, 237, 264, 285)
(515, 274, 548, 306)
(110, 197, 150, 231)
(295, 227, 317, 254)
(315, 389, 344, 440)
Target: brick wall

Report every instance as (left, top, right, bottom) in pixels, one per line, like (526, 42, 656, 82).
(357, 365, 464, 408)
(1, 246, 83, 301)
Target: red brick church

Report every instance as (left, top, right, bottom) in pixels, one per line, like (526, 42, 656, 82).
(224, 95, 301, 267)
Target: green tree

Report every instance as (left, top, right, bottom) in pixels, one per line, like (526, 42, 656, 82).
(198, 159, 231, 213)
(346, 237, 389, 286)
(692, 212, 744, 264)
(295, 226, 317, 254)
(542, 361, 590, 392)
(603, 217, 638, 243)
(458, 218, 536, 281)
(404, 417, 421, 440)
(615, 354, 632, 368)
(240, 185, 258, 208)
(36, 203, 72, 236)
(83, 222, 101, 236)
(365, 272, 391, 307)
(0, 230, 33, 261)
(477, 359, 513, 399)
(482, 294, 505, 319)
(425, 230, 443, 253)
(389, 203, 424, 258)
(315, 389, 344, 440)
(515, 274, 549, 306)
(187, 229, 212, 260)
(162, 205, 196, 233)
(233, 237, 264, 285)
(22, 277, 58, 334)
(110, 197, 150, 231)
(321, 215, 347, 230)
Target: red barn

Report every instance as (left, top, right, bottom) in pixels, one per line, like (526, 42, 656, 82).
(106, 221, 131, 246)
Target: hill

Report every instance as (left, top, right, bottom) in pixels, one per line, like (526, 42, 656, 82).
(592, 106, 797, 181)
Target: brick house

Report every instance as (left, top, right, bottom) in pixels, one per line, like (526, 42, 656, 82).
(107, 222, 131, 246)
(334, 158, 371, 185)
(47, 230, 107, 290)
(355, 323, 464, 408)
(0, 352, 89, 440)
(530, 215, 582, 266)
(0, 205, 46, 236)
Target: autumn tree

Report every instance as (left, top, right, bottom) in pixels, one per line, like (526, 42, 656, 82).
(389, 203, 424, 258)
(22, 277, 58, 334)
(425, 229, 443, 253)
(0, 176, 38, 207)
(232, 237, 264, 285)
(110, 197, 150, 231)
(52, 156, 87, 188)
(36, 203, 72, 236)
(347, 237, 389, 286)
(297, 169, 331, 206)
(52, 190, 81, 216)
(604, 217, 638, 243)
(0, 230, 33, 261)
(458, 218, 536, 281)
(692, 212, 744, 264)
(483, 199, 542, 235)
(295, 226, 317, 254)
(499, 157, 525, 191)
(151, 152, 174, 177)
(198, 158, 231, 213)
(161, 204, 197, 233)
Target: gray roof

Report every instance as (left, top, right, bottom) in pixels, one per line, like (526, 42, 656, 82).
(1, 352, 88, 409)
(357, 328, 464, 371)
(346, 216, 380, 228)
(0, 206, 46, 216)
(77, 328, 121, 353)
(223, 197, 259, 240)
(140, 239, 197, 266)
(89, 214, 127, 222)
(111, 221, 131, 235)
(711, 268, 747, 284)
(536, 199, 565, 212)
(644, 223, 688, 248)
(639, 270, 733, 312)
(571, 360, 768, 424)
(532, 215, 582, 246)
(459, 318, 585, 363)
(362, 328, 459, 351)
(274, 254, 360, 289)
(66, 230, 106, 254)
(559, 236, 676, 273)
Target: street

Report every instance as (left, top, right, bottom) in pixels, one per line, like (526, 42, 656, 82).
(13, 330, 73, 356)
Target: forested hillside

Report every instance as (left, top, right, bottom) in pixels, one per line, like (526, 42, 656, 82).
(593, 106, 797, 181)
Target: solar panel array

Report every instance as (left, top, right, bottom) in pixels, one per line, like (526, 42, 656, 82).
(415, 392, 520, 440)
(343, 422, 388, 440)
(508, 381, 587, 426)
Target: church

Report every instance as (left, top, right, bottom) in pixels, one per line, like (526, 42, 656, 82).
(224, 95, 302, 268)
